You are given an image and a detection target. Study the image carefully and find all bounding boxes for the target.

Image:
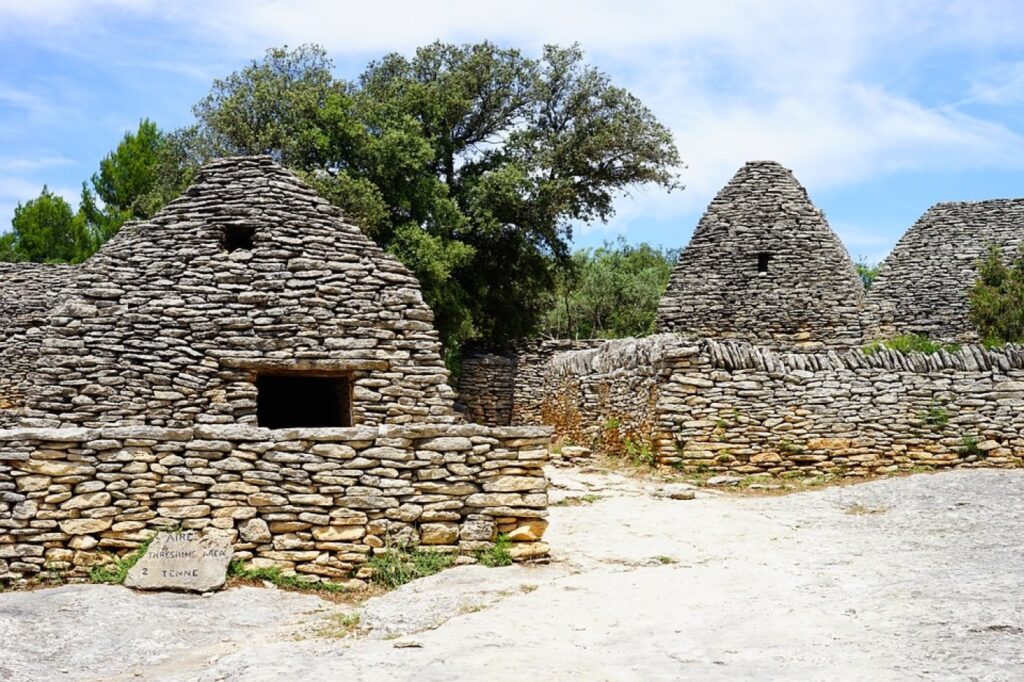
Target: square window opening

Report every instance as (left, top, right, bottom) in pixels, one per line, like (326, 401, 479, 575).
(756, 253, 771, 273)
(256, 374, 352, 428)
(223, 225, 255, 252)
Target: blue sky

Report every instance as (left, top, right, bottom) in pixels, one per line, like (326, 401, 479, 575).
(1, 0, 1022, 264)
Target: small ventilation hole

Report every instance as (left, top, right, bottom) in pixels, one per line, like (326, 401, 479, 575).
(223, 225, 255, 252)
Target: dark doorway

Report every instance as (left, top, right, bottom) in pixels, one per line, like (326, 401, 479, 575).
(256, 374, 352, 428)
(756, 253, 771, 273)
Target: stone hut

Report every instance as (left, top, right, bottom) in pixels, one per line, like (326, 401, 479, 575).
(14, 156, 459, 429)
(655, 161, 865, 350)
(864, 198, 1024, 343)
(0, 263, 73, 427)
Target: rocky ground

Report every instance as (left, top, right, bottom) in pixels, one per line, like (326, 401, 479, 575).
(2, 467, 1023, 681)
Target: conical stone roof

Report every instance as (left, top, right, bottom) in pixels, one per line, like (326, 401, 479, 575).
(656, 161, 865, 349)
(19, 156, 458, 428)
(864, 198, 1024, 343)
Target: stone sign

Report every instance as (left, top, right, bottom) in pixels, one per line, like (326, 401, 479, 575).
(125, 530, 234, 593)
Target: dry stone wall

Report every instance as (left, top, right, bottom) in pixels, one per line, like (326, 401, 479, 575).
(0, 263, 73, 427)
(457, 340, 605, 426)
(865, 199, 1024, 343)
(537, 335, 1024, 476)
(0, 423, 551, 585)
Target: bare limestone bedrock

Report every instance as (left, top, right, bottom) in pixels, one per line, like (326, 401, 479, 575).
(531, 334, 1024, 475)
(655, 161, 866, 351)
(864, 198, 1024, 344)
(0, 423, 551, 584)
(124, 529, 234, 592)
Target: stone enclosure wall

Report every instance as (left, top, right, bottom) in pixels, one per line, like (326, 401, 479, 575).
(457, 340, 605, 427)
(0, 423, 551, 585)
(535, 335, 1024, 476)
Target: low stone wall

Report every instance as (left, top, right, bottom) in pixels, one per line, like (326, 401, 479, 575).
(539, 334, 1024, 476)
(457, 340, 605, 426)
(0, 423, 551, 585)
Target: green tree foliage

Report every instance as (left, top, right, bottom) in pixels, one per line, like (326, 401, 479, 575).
(968, 244, 1024, 344)
(541, 238, 678, 339)
(188, 42, 682, 349)
(855, 259, 880, 289)
(81, 118, 193, 244)
(2, 187, 91, 263)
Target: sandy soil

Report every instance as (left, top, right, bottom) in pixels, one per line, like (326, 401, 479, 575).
(2, 467, 1022, 681)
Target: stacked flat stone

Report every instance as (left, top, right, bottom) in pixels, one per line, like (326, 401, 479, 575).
(534, 335, 1024, 477)
(865, 199, 1024, 343)
(17, 156, 458, 428)
(457, 339, 605, 427)
(0, 263, 73, 427)
(656, 161, 865, 350)
(0, 423, 551, 583)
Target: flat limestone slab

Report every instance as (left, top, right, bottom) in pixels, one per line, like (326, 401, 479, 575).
(125, 530, 233, 593)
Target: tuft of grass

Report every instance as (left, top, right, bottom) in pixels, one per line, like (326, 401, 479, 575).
(623, 437, 656, 467)
(920, 405, 950, 428)
(844, 503, 889, 516)
(89, 534, 157, 584)
(603, 416, 621, 430)
(654, 555, 677, 565)
(778, 440, 805, 456)
(365, 546, 455, 589)
(554, 493, 602, 507)
(863, 334, 960, 356)
(313, 612, 361, 639)
(958, 435, 984, 458)
(476, 534, 513, 568)
(228, 560, 352, 594)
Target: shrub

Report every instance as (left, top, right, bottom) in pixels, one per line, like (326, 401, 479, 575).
(969, 244, 1024, 345)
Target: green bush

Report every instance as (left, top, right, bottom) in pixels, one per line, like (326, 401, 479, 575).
(921, 405, 950, 428)
(958, 435, 983, 458)
(863, 334, 960, 355)
(969, 244, 1024, 345)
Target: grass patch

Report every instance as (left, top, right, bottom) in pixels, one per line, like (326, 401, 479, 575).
(844, 503, 889, 516)
(920, 405, 950, 428)
(654, 555, 677, 565)
(365, 546, 455, 590)
(476, 534, 513, 568)
(554, 493, 602, 506)
(89, 534, 157, 585)
(313, 611, 361, 639)
(228, 560, 352, 594)
(623, 437, 656, 467)
(863, 334, 961, 356)
(958, 435, 984, 458)
(778, 440, 805, 456)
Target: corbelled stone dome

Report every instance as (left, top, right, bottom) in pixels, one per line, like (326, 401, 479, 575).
(864, 198, 1024, 343)
(17, 156, 458, 428)
(656, 161, 865, 349)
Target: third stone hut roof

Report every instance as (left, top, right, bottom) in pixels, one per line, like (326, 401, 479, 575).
(655, 161, 865, 349)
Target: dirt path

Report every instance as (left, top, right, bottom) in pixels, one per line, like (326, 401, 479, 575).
(2, 468, 1022, 681)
